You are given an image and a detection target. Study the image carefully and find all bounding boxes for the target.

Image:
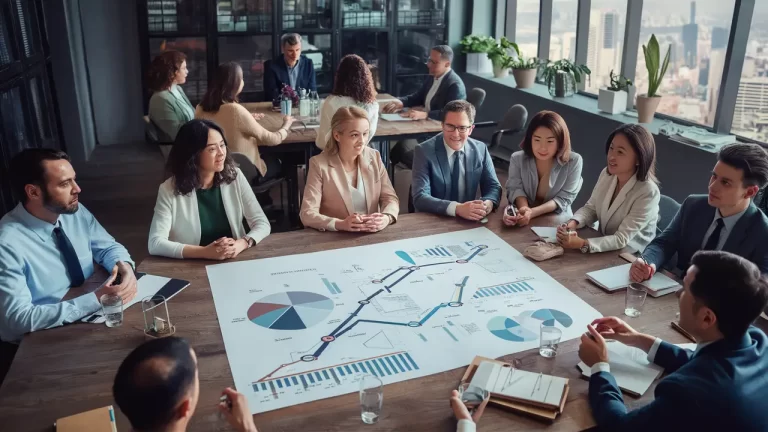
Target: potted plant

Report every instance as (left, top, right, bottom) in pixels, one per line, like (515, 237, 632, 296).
(637, 34, 671, 123)
(459, 35, 497, 75)
(510, 54, 540, 89)
(598, 70, 632, 115)
(487, 37, 519, 78)
(541, 59, 591, 97)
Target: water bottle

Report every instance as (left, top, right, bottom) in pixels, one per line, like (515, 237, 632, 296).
(310, 90, 320, 121)
(298, 88, 310, 117)
(280, 93, 292, 116)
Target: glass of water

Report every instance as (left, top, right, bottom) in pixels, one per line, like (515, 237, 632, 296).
(539, 324, 562, 358)
(359, 374, 383, 424)
(457, 382, 490, 413)
(625, 283, 648, 318)
(100, 294, 123, 327)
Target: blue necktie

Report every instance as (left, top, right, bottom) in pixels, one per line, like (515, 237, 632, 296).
(449, 150, 464, 202)
(53, 226, 85, 287)
(704, 218, 725, 251)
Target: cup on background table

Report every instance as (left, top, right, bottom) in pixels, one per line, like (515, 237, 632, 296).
(99, 294, 123, 328)
(625, 283, 648, 318)
(359, 374, 383, 424)
(539, 323, 562, 358)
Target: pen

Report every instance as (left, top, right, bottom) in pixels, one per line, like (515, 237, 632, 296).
(220, 395, 232, 411)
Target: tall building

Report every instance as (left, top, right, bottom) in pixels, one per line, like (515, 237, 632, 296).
(587, 9, 621, 90)
(706, 49, 726, 125)
(682, 1, 698, 68)
(733, 77, 768, 141)
(711, 27, 728, 50)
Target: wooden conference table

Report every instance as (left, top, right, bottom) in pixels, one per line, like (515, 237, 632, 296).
(0, 214, 691, 431)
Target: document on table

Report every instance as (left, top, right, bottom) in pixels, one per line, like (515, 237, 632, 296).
(586, 263, 681, 294)
(381, 113, 415, 122)
(471, 360, 567, 408)
(531, 226, 558, 243)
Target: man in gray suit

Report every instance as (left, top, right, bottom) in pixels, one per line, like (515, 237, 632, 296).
(631, 143, 768, 281)
(411, 100, 502, 220)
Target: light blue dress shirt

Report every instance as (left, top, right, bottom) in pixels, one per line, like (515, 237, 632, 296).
(288, 57, 300, 89)
(0, 203, 133, 342)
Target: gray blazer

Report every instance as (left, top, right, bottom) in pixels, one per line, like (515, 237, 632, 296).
(148, 86, 195, 142)
(505, 151, 583, 214)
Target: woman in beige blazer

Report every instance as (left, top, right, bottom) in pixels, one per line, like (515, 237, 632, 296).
(556, 124, 660, 253)
(300, 106, 399, 232)
(195, 62, 293, 184)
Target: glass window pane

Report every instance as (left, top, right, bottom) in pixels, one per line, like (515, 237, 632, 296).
(149, 37, 208, 103)
(396, 75, 426, 97)
(0, 10, 14, 65)
(515, 0, 540, 57)
(342, 0, 389, 28)
(396, 29, 446, 75)
(301, 34, 332, 94)
(28, 75, 51, 141)
(282, 0, 332, 30)
(216, 0, 272, 33)
(14, 0, 37, 58)
(218, 36, 272, 96)
(550, 0, 578, 62)
(397, 0, 445, 27)
(635, 0, 735, 127)
(0, 85, 32, 158)
(732, 2, 768, 142)
(147, 0, 206, 34)
(342, 31, 388, 91)
(584, 1, 626, 94)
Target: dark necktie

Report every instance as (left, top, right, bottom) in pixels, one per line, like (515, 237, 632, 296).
(703, 218, 725, 251)
(449, 150, 464, 202)
(53, 226, 85, 287)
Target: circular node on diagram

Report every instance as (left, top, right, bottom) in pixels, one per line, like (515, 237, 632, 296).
(358, 300, 371, 305)
(407, 321, 421, 327)
(321, 335, 336, 342)
(372, 280, 382, 284)
(301, 355, 317, 362)
(448, 302, 463, 307)
(478, 245, 488, 249)
(456, 259, 469, 264)
(409, 266, 420, 271)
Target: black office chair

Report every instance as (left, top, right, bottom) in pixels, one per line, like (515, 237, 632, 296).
(657, 194, 681, 234)
(231, 152, 290, 228)
(488, 104, 529, 151)
(467, 87, 487, 110)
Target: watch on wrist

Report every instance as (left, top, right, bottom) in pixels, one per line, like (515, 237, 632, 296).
(384, 213, 395, 225)
(244, 236, 255, 248)
(580, 239, 590, 254)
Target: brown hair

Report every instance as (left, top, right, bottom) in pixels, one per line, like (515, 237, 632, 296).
(441, 100, 476, 124)
(331, 55, 377, 104)
(199, 62, 242, 113)
(605, 124, 658, 183)
(324, 106, 370, 156)
(147, 50, 187, 92)
(717, 143, 768, 188)
(520, 111, 571, 164)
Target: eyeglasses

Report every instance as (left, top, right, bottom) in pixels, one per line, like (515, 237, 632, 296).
(443, 123, 473, 133)
(426, 59, 440, 66)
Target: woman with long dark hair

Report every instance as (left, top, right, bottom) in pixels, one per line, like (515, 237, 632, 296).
(556, 124, 660, 253)
(315, 54, 379, 150)
(147, 50, 195, 142)
(148, 119, 270, 260)
(195, 62, 293, 184)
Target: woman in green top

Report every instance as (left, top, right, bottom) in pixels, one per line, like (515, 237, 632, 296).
(148, 119, 271, 260)
(147, 50, 196, 142)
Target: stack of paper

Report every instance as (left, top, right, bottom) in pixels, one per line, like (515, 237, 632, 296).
(586, 264, 681, 297)
(531, 227, 558, 243)
(471, 360, 568, 409)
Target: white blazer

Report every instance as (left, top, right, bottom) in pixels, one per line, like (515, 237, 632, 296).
(148, 168, 271, 258)
(572, 168, 660, 253)
(315, 95, 379, 149)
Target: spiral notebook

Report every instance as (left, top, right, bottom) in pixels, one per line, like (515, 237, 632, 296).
(586, 264, 681, 297)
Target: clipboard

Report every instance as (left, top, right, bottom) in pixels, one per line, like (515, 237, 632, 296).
(460, 356, 569, 422)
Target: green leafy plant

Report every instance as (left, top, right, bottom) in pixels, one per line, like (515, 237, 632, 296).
(511, 55, 541, 70)
(607, 70, 632, 92)
(541, 59, 591, 86)
(487, 37, 520, 69)
(643, 34, 671, 97)
(459, 35, 497, 54)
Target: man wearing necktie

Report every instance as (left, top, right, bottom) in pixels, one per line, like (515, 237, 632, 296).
(630, 143, 768, 283)
(0, 149, 137, 344)
(411, 100, 502, 220)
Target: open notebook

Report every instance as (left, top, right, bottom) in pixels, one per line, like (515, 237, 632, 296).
(470, 360, 568, 409)
(586, 263, 681, 297)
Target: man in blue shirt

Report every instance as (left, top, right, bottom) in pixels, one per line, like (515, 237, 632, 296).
(263, 33, 317, 102)
(0, 149, 137, 343)
(580, 250, 768, 431)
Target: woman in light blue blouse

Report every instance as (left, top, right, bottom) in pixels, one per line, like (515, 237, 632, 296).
(503, 110, 583, 227)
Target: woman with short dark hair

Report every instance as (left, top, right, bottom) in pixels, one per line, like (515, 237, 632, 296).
(315, 54, 379, 150)
(557, 123, 660, 253)
(148, 119, 270, 260)
(147, 50, 195, 142)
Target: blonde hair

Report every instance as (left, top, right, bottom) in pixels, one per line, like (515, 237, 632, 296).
(324, 106, 371, 155)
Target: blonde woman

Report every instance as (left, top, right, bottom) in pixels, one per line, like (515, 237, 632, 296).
(300, 106, 399, 232)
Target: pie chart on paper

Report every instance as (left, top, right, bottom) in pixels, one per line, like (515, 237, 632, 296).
(247, 291, 334, 330)
(520, 308, 574, 327)
(487, 316, 538, 342)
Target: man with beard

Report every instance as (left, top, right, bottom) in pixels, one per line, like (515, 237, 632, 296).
(0, 149, 137, 345)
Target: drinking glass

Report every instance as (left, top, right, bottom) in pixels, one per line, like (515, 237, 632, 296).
(457, 382, 489, 413)
(100, 294, 123, 328)
(539, 324, 562, 358)
(625, 283, 648, 318)
(359, 374, 383, 424)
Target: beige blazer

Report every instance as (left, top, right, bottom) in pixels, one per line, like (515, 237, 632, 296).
(572, 167, 660, 253)
(300, 147, 399, 231)
(195, 103, 287, 177)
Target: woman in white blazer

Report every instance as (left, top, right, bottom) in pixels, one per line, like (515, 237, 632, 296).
(557, 124, 660, 253)
(148, 119, 270, 259)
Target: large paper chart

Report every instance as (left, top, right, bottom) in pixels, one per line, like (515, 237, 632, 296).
(207, 227, 602, 413)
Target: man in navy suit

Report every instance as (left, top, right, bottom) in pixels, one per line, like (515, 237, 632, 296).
(579, 250, 768, 431)
(411, 100, 502, 220)
(631, 143, 768, 281)
(263, 33, 317, 102)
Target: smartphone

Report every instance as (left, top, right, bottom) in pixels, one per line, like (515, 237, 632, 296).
(505, 205, 518, 217)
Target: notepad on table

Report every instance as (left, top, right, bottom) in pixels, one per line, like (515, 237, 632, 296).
(531, 227, 558, 243)
(56, 405, 117, 432)
(586, 263, 681, 297)
(470, 360, 568, 409)
(381, 113, 415, 122)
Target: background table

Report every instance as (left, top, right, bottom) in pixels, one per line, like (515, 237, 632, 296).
(0, 214, 708, 431)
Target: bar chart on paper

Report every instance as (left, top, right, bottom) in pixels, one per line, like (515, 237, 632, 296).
(472, 281, 535, 298)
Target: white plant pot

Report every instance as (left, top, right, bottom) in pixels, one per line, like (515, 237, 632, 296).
(493, 64, 509, 78)
(466, 53, 493, 75)
(598, 89, 628, 115)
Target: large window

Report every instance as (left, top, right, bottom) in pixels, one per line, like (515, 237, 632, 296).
(515, 0, 540, 58)
(635, 0, 735, 127)
(583, 0, 626, 94)
(732, 1, 768, 142)
(149, 37, 208, 102)
(550, 0, 577, 62)
(218, 36, 272, 96)
(341, 31, 388, 91)
(282, 0, 332, 30)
